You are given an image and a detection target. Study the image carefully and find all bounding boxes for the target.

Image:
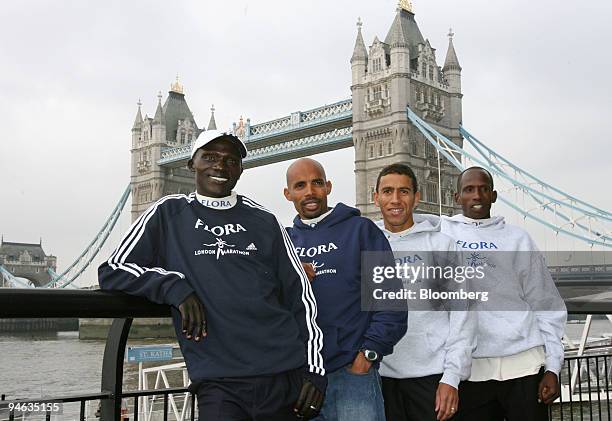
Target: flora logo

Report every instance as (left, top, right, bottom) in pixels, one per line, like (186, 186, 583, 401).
(195, 219, 247, 236)
(295, 242, 338, 258)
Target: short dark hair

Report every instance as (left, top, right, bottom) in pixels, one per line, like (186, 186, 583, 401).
(376, 163, 418, 192)
(456, 166, 494, 191)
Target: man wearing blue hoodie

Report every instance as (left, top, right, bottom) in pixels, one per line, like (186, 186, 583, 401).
(284, 158, 408, 421)
(374, 163, 476, 421)
(441, 166, 566, 421)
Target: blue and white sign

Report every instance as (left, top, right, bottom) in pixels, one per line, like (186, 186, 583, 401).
(126, 345, 173, 363)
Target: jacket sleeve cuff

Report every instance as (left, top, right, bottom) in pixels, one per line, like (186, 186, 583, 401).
(166, 280, 195, 308)
(362, 339, 386, 358)
(303, 370, 327, 394)
(440, 372, 461, 389)
(544, 356, 562, 376)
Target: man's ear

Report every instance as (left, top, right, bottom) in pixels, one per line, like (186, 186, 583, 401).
(491, 190, 497, 204)
(283, 187, 292, 202)
(413, 191, 421, 209)
(188, 159, 194, 170)
(374, 191, 380, 208)
(454, 192, 460, 205)
(326, 180, 332, 195)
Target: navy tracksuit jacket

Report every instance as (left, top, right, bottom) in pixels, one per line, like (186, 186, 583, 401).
(98, 193, 325, 388)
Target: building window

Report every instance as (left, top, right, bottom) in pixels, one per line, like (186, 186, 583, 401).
(428, 65, 434, 80)
(369, 144, 374, 159)
(378, 143, 383, 157)
(425, 141, 435, 158)
(387, 141, 393, 155)
(180, 131, 186, 144)
(188, 132, 192, 141)
(411, 139, 418, 155)
(373, 57, 382, 72)
(373, 85, 382, 100)
(426, 182, 438, 203)
(421, 61, 426, 77)
(369, 186, 376, 203)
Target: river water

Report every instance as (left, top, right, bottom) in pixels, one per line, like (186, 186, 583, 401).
(1, 320, 611, 419)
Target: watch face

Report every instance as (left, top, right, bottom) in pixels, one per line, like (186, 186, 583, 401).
(365, 350, 378, 361)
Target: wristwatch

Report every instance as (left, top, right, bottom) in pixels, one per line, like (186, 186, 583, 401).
(360, 349, 379, 362)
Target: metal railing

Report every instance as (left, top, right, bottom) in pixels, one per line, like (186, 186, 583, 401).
(551, 353, 612, 420)
(0, 289, 190, 421)
(0, 289, 610, 420)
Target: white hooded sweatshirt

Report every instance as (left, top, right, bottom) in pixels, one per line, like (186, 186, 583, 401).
(440, 214, 567, 376)
(376, 214, 477, 388)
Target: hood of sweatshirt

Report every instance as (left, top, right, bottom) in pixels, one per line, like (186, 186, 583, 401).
(443, 214, 505, 230)
(292, 202, 360, 230)
(375, 213, 442, 239)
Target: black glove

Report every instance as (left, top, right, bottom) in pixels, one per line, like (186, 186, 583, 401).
(294, 373, 326, 420)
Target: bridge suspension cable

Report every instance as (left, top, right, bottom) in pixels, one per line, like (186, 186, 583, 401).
(459, 126, 612, 220)
(0, 265, 35, 288)
(43, 185, 131, 288)
(406, 107, 611, 248)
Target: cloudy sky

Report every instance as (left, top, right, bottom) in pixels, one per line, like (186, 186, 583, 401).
(1, 0, 611, 286)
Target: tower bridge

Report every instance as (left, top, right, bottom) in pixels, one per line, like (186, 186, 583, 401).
(131, 3, 463, 220)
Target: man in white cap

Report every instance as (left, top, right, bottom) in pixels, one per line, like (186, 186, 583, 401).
(99, 130, 326, 420)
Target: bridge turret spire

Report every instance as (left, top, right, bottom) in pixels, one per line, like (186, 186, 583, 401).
(132, 99, 143, 130)
(351, 17, 368, 64)
(443, 28, 461, 72)
(153, 91, 164, 124)
(351, 17, 368, 86)
(207, 104, 217, 130)
(398, 0, 413, 14)
(443, 28, 462, 94)
(170, 75, 184, 95)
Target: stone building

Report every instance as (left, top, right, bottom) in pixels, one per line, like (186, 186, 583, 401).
(0, 238, 57, 287)
(351, 1, 463, 218)
(130, 77, 217, 221)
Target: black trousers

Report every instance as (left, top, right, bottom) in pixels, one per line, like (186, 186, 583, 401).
(382, 374, 443, 421)
(194, 368, 303, 421)
(455, 370, 548, 421)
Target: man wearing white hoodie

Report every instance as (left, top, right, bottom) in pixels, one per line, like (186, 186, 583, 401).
(440, 166, 566, 421)
(374, 164, 476, 421)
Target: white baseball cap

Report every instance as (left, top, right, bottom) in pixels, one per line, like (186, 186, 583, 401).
(190, 129, 248, 160)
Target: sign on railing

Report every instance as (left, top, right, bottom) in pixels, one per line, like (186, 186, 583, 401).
(126, 345, 173, 363)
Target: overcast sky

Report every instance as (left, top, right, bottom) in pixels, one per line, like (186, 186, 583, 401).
(1, 0, 611, 286)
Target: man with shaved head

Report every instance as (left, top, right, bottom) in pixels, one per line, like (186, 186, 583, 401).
(284, 158, 407, 421)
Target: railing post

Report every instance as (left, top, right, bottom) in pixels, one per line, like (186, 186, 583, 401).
(100, 318, 133, 421)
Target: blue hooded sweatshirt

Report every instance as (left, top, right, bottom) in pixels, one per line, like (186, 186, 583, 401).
(287, 203, 407, 373)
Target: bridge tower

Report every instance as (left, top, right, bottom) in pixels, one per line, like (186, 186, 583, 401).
(130, 78, 205, 221)
(352, 2, 463, 218)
